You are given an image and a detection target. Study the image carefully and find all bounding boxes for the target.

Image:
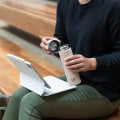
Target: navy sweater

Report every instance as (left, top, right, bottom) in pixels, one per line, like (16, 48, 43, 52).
(54, 0, 120, 101)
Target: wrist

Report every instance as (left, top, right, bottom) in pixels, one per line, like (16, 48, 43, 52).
(89, 58, 97, 70)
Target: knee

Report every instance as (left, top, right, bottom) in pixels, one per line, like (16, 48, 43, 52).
(20, 94, 31, 107)
(18, 93, 44, 119)
(20, 92, 44, 109)
(10, 87, 30, 103)
(10, 91, 22, 103)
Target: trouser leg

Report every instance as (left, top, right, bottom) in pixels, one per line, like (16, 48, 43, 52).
(18, 85, 118, 120)
(2, 75, 119, 120)
(2, 87, 30, 120)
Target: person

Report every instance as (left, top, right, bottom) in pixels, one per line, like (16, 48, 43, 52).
(2, 0, 120, 120)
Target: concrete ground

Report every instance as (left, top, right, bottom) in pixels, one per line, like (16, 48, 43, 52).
(0, 20, 63, 69)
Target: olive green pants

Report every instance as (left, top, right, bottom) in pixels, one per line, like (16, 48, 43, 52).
(2, 76, 118, 120)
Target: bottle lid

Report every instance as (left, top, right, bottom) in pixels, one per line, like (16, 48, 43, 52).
(59, 44, 70, 51)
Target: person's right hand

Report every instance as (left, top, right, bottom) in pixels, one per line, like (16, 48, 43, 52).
(40, 36, 60, 55)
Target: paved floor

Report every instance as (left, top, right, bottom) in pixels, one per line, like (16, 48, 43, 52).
(0, 21, 63, 69)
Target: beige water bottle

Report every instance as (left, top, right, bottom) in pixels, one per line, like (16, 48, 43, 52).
(59, 44, 81, 86)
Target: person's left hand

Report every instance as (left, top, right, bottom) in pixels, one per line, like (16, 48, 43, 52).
(64, 54, 97, 72)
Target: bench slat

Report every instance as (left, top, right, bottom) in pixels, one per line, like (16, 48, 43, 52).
(0, 1, 56, 37)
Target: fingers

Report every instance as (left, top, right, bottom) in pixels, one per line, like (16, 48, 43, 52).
(64, 54, 82, 66)
(65, 55, 81, 70)
(40, 36, 51, 49)
(64, 54, 87, 72)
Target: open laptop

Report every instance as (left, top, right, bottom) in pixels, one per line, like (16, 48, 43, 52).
(7, 54, 76, 96)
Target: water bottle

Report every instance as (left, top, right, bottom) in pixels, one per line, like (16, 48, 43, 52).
(59, 44, 81, 86)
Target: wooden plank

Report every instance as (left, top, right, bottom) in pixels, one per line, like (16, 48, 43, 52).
(0, 0, 56, 19)
(0, 37, 64, 96)
(0, 3, 56, 37)
(0, 37, 63, 76)
(0, 53, 20, 95)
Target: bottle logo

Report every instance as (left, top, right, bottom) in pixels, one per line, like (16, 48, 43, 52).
(70, 78, 76, 82)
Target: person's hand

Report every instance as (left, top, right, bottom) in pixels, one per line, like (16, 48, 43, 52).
(64, 54, 97, 72)
(40, 36, 60, 54)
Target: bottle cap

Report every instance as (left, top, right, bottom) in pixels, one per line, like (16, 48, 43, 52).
(59, 44, 70, 51)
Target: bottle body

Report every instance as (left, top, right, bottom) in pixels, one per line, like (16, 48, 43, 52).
(59, 45, 81, 86)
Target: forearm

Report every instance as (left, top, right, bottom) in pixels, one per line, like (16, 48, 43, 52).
(96, 51, 120, 70)
(88, 58, 97, 71)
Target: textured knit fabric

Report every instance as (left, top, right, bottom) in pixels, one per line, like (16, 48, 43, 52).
(54, 0, 120, 101)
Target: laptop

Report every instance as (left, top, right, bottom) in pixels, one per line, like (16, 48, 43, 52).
(7, 54, 76, 96)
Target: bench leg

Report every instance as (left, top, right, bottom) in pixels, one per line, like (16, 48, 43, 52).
(0, 93, 10, 119)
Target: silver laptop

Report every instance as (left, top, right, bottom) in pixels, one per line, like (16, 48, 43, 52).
(7, 54, 76, 96)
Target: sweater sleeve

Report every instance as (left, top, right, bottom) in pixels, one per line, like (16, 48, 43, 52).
(54, 0, 68, 44)
(96, 2, 120, 71)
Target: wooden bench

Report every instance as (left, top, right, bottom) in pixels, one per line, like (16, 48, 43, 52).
(0, 37, 120, 120)
(0, 0, 56, 37)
